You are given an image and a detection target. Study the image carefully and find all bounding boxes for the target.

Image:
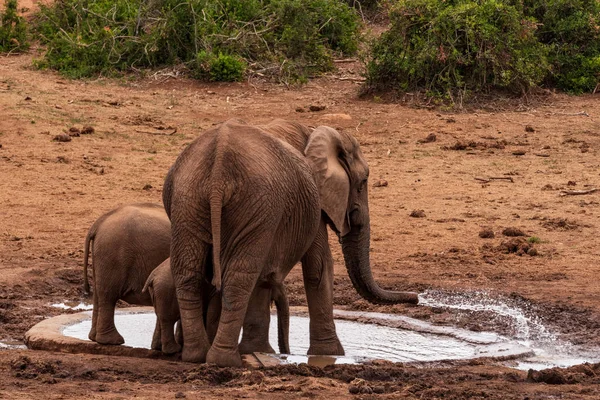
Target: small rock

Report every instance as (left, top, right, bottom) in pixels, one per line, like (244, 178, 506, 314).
(56, 156, 70, 164)
(446, 117, 456, 123)
(142, 184, 153, 191)
(295, 107, 305, 113)
(410, 210, 426, 218)
(24, 96, 32, 101)
(541, 184, 554, 191)
(309, 105, 326, 112)
(527, 247, 538, 257)
(175, 392, 186, 399)
(69, 127, 81, 135)
(207, 90, 216, 95)
(512, 150, 526, 156)
(359, 386, 373, 394)
(81, 126, 95, 135)
(372, 385, 385, 394)
(525, 125, 535, 132)
(0, 144, 3, 149)
(53, 134, 72, 142)
(567, 181, 576, 186)
(479, 228, 495, 239)
(373, 179, 388, 188)
(39, 131, 50, 135)
(348, 385, 360, 394)
(502, 227, 526, 237)
(418, 133, 437, 143)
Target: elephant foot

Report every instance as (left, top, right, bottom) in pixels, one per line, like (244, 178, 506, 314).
(238, 340, 275, 355)
(88, 329, 96, 342)
(206, 346, 242, 367)
(151, 338, 162, 351)
(181, 343, 208, 363)
(307, 338, 345, 356)
(95, 330, 125, 345)
(162, 341, 182, 355)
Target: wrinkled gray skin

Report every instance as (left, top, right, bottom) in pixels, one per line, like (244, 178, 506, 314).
(84, 203, 283, 351)
(143, 258, 291, 355)
(83, 203, 171, 345)
(163, 119, 419, 367)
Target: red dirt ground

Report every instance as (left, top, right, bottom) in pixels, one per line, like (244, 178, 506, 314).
(2, 4, 600, 396)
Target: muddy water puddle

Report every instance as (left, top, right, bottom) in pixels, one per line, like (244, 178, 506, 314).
(51, 291, 600, 370)
(61, 310, 530, 365)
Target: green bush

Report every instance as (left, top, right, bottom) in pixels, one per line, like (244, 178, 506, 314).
(0, 0, 28, 53)
(194, 51, 246, 82)
(366, 0, 548, 98)
(32, 0, 361, 81)
(517, 0, 600, 93)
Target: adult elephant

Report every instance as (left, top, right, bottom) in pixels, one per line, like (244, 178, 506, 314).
(163, 119, 418, 367)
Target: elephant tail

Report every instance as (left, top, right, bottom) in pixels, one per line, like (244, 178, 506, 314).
(210, 188, 223, 291)
(83, 225, 96, 296)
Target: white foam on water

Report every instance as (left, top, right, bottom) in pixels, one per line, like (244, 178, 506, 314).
(51, 302, 93, 311)
(418, 290, 600, 370)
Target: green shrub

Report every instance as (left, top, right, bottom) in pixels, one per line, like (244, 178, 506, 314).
(366, 0, 548, 98)
(0, 0, 28, 53)
(517, 0, 600, 93)
(32, 0, 361, 81)
(194, 51, 246, 82)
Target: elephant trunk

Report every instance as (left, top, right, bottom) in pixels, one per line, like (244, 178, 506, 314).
(341, 223, 419, 305)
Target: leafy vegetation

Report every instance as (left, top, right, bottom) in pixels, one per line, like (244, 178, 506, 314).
(32, 0, 361, 81)
(517, 0, 600, 94)
(0, 0, 28, 53)
(365, 0, 549, 98)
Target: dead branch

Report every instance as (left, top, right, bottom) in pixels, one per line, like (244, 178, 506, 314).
(475, 176, 514, 183)
(560, 188, 598, 196)
(545, 111, 590, 117)
(333, 58, 357, 63)
(135, 127, 177, 136)
(336, 77, 366, 82)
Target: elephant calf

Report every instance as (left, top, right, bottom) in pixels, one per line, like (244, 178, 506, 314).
(83, 203, 171, 345)
(143, 258, 291, 355)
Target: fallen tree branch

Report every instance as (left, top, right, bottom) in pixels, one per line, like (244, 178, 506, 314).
(336, 76, 366, 82)
(545, 111, 590, 117)
(475, 176, 514, 183)
(560, 188, 598, 196)
(135, 127, 177, 136)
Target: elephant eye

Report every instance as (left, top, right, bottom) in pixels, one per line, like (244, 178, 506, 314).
(358, 178, 368, 192)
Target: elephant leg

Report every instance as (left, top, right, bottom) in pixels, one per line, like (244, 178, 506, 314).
(160, 317, 181, 354)
(151, 319, 161, 351)
(239, 285, 275, 354)
(273, 284, 290, 354)
(206, 258, 264, 367)
(301, 221, 344, 356)
(205, 293, 221, 344)
(171, 236, 211, 363)
(88, 288, 98, 342)
(94, 295, 124, 345)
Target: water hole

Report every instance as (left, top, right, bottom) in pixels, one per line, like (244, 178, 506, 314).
(43, 290, 600, 370)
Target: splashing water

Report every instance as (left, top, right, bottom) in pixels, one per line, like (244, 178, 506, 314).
(418, 290, 599, 370)
(418, 290, 555, 343)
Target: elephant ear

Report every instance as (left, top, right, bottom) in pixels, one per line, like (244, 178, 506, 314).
(304, 126, 351, 236)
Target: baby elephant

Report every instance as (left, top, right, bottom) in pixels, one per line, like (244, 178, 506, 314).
(83, 203, 171, 345)
(144, 258, 291, 355)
